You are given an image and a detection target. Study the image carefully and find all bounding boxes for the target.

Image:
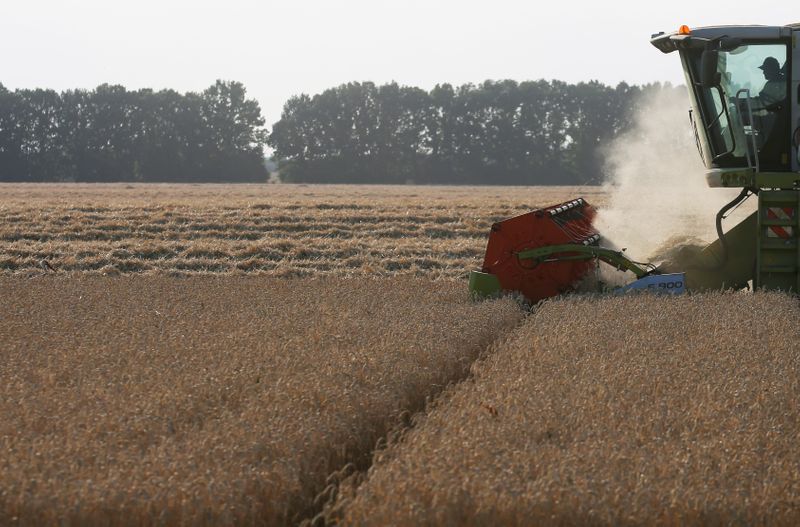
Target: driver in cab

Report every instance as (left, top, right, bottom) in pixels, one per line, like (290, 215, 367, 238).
(754, 56, 786, 113)
(752, 56, 789, 168)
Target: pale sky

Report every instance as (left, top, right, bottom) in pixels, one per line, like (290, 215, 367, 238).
(2, 1, 797, 129)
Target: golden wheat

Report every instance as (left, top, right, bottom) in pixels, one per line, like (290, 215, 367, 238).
(0, 183, 605, 277)
(337, 292, 800, 526)
(0, 275, 521, 525)
(4, 183, 793, 526)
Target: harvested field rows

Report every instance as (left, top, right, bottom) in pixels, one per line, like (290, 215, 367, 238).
(0, 276, 522, 525)
(0, 183, 606, 277)
(338, 292, 800, 525)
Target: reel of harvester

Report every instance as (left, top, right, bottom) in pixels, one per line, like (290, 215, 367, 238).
(469, 198, 686, 303)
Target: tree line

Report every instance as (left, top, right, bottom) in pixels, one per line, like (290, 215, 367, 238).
(0, 80, 268, 182)
(0, 79, 680, 184)
(269, 80, 680, 185)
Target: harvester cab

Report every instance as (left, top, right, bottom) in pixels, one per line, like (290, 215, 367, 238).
(470, 23, 800, 303)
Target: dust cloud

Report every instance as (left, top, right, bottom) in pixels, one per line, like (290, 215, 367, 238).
(594, 86, 753, 265)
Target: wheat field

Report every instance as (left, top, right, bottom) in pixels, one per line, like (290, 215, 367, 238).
(336, 292, 800, 526)
(0, 275, 521, 525)
(2, 183, 799, 526)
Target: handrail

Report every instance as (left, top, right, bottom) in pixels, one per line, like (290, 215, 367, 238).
(735, 88, 760, 173)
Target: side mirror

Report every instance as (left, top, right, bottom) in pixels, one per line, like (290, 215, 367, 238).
(700, 49, 720, 88)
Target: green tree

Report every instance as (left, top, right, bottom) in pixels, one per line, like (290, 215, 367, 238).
(0, 84, 29, 181)
(199, 80, 268, 182)
(272, 79, 627, 185)
(0, 81, 269, 183)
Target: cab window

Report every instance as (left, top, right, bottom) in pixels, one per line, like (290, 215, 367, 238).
(690, 43, 789, 170)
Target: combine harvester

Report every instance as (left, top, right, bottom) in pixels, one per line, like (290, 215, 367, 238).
(471, 22, 800, 303)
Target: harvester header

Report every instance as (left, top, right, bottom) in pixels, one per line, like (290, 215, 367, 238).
(469, 198, 683, 302)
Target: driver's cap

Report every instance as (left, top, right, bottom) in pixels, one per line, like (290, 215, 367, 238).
(758, 57, 780, 71)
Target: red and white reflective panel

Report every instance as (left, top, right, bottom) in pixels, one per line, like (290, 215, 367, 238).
(766, 207, 795, 238)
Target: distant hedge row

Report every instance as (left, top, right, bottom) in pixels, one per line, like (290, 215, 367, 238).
(0, 80, 268, 182)
(268, 80, 682, 185)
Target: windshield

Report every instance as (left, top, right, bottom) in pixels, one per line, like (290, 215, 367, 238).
(688, 43, 789, 170)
